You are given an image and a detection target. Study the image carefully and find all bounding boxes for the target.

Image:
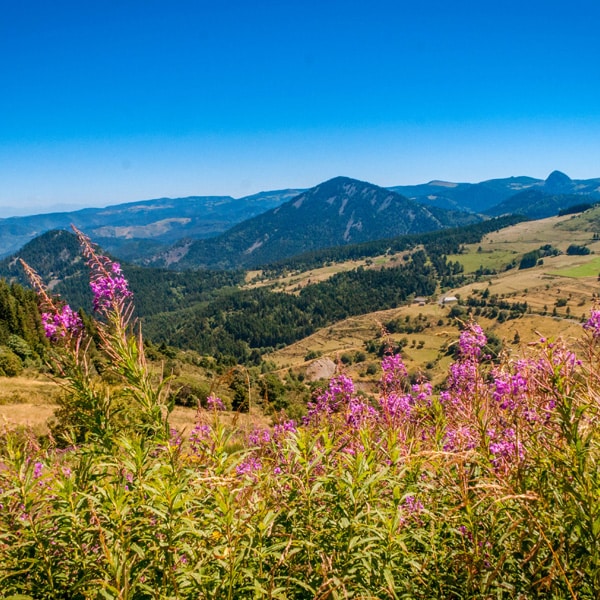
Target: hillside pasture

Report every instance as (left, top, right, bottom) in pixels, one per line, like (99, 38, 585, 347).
(448, 215, 599, 273)
(550, 256, 600, 278)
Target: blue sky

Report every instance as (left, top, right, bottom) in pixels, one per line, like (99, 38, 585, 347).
(1, 0, 599, 215)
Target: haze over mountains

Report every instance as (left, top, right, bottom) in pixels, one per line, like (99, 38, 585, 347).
(0, 189, 304, 259)
(1, 171, 599, 269)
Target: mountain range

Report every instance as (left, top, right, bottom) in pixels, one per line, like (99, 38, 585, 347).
(1, 171, 599, 270)
(0, 189, 303, 259)
(391, 170, 600, 214)
(150, 176, 480, 270)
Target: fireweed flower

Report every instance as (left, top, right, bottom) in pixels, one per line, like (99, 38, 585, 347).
(488, 427, 525, 471)
(345, 396, 377, 429)
(236, 456, 262, 476)
(443, 425, 478, 451)
(20, 258, 83, 343)
(458, 321, 487, 360)
(41, 304, 83, 341)
(441, 359, 480, 404)
(583, 309, 600, 339)
(412, 381, 433, 405)
(33, 462, 43, 479)
(273, 419, 297, 440)
(206, 395, 225, 411)
(169, 428, 183, 448)
(73, 226, 133, 315)
(248, 428, 271, 446)
(305, 374, 356, 423)
(189, 423, 212, 455)
(89, 263, 133, 313)
(380, 353, 409, 396)
(399, 495, 425, 527)
(492, 361, 530, 411)
(379, 391, 414, 422)
(403, 495, 424, 514)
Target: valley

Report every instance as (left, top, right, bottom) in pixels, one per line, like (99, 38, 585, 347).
(2, 200, 600, 430)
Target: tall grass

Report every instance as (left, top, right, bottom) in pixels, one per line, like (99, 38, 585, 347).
(2, 230, 600, 598)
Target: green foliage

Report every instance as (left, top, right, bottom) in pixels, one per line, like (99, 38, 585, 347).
(559, 202, 594, 216)
(258, 372, 287, 411)
(168, 376, 210, 408)
(365, 362, 378, 375)
(7, 334, 33, 359)
(1, 216, 525, 366)
(164, 177, 480, 270)
(264, 214, 524, 275)
(487, 190, 592, 219)
(304, 349, 322, 361)
(144, 252, 439, 363)
(0, 279, 48, 355)
(0, 346, 23, 377)
(519, 244, 561, 270)
(567, 243, 591, 255)
(4, 325, 600, 597)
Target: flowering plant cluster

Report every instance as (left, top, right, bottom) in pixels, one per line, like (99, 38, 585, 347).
(2, 237, 600, 598)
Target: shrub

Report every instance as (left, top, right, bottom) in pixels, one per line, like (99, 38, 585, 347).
(7, 334, 33, 359)
(0, 346, 23, 377)
(304, 349, 322, 361)
(567, 243, 591, 255)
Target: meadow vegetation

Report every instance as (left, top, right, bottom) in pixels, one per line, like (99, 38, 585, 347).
(2, 229, 600, 598)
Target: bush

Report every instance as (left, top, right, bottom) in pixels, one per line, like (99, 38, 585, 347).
(169, 377, 210, 407)
(0, 346, 23, 377)
(340, 352, 353, 365)
(7, 334, 32, 359)
(365, 362, 378, 375)
(304, 349, 322, 361)
(567, 244, 591, 256)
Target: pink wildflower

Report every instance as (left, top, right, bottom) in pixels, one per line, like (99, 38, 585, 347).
(206, 395, 225, 411)
(41, 304, 83, 341)
(583, 309, 600, 339)
(236, 456, 262, 476)
(458, 322, 487, 359)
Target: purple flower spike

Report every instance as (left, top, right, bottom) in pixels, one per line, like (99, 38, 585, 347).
(206, 395, 225, 411)
(583, 309, 600, 339)
(33, 462, 43, 479)
(42, 304, 83, 341)
(458, 322, 487, 359)
(90, 274, 133, 313)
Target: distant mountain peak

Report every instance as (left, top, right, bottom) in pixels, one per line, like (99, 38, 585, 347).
(544, 170, 572, 192)
(153, 177, 478, 270)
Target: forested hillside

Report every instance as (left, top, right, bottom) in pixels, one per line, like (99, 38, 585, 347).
(151, 177, 481, 270)
(0, 215, 526, 366)
(0, 280, 48, 375)
(141, 217, 524, 362)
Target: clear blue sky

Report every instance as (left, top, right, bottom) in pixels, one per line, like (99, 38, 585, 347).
(1, 0, 599, 215)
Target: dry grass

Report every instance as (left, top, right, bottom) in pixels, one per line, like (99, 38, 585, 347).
(243, 254, 411, 294)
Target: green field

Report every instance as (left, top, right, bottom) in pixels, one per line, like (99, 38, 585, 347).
(549, 256, 600, 278)
(446, 248, 518, 273)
